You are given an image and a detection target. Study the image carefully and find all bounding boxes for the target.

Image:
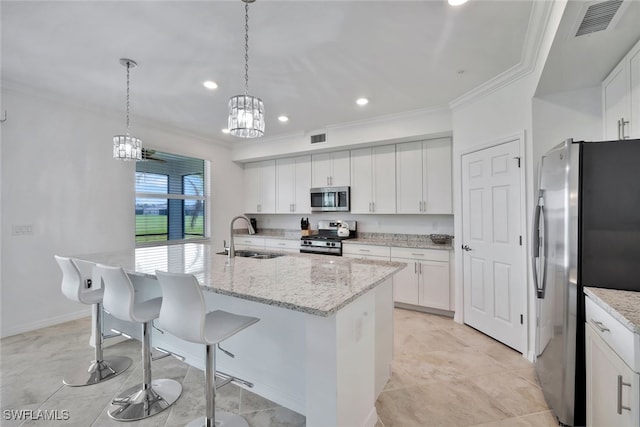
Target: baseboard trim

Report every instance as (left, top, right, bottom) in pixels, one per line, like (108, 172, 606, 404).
(1, 308, 91, 338)
(394, 302, 454, 318)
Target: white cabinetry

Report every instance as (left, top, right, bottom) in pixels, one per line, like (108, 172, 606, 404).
(276, 156, 311, 214)
(342, 243, 391, 261)
(264, 238, 300, 253)
(390, 247, 451, 311)
(350, 145, 396, 214)
(244, 161, 276, 214)
(311, 151, 350, 187)
(585, 295, 639, 427)
(233, 236, 265, 251)
(603, 39, 640, 140)
(396, 138, 452, 214)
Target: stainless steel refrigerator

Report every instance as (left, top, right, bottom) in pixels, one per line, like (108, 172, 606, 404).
(532, 138, 640, 427)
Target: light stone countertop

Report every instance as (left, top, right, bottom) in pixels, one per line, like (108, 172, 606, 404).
(74, 242, 406, 317)
(585, 287, 640, 334)
(241, 229, 454, 250)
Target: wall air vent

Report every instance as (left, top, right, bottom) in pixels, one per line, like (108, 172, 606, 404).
(574, 0, 626, 37)
(310, 133, 327, 144)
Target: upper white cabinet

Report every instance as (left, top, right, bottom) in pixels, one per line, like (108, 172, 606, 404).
(276, 156, 311, 214)
(350, 145, 396, 214)
(396, 138, 452, 214)
(603, 39, 640, 140)
(244, 160, 276, 214)
(311, 151, 350, 187)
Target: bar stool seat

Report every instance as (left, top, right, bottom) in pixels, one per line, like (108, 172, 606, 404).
(97, 264, 182, 422)
(54, 255, 131, 386)
(155, 270, 259, 427)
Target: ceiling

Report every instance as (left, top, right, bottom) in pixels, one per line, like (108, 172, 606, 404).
(2, 1, 639, 145)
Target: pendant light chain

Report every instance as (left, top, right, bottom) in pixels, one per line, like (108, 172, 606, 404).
(244, 1, 250, 96)
(126, 61, 131, 134)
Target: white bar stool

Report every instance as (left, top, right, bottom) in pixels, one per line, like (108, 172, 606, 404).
(97, 264, 182, 421)
(54, 255, 132, 386)
(155, 270, 259, 427)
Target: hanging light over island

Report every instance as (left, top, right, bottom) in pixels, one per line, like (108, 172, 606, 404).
(228, 0, 265, 138)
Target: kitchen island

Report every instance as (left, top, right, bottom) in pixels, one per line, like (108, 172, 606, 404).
(75, 242, 405, 427)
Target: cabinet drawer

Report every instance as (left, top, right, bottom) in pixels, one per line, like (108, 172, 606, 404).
(342, 243, 390, 259)
(390, 247, 449, 262)
(585, 295, 638, 372)
(264, 238, 300, 251)
(234, 236, 265, 248)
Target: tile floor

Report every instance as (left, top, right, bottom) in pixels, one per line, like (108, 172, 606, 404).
(1, 308, 558, 426)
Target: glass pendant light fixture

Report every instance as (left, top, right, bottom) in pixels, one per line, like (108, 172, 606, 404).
(228, 0, 265, 138)
(113, 58, 142, 160)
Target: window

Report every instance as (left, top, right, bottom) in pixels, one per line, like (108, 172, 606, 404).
(135, 150, 208, 244)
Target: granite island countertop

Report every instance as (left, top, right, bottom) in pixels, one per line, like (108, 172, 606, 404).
(74, 242, 406, 317)
(585, 287, 640, 334)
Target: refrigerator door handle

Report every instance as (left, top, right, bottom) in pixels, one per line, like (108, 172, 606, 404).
(532, 190, 547, 299)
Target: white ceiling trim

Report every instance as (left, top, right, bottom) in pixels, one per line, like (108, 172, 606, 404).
(449, 0, 554, 112)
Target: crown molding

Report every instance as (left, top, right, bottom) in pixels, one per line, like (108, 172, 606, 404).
(449, 0, 554, 111)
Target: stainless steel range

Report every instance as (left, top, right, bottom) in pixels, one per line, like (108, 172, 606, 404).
(300, 220, 357, 256)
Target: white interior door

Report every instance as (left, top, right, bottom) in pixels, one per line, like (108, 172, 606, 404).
(461, 139, 525, 352)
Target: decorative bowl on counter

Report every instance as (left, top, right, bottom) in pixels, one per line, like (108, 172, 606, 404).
(429, 234, 452, 245)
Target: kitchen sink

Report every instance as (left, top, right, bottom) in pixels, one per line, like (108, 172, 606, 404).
(215, 250, 285, 259)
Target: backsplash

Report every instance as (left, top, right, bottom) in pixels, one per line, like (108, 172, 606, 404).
(248, 213, 454, 236)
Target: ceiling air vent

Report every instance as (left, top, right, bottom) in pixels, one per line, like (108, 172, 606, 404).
(310, 133, 327, 144)
(574, 0, 626, 37)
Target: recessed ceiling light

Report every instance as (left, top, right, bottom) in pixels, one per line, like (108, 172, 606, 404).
(278, 115, 289, 122)
(203, 80, 218, 90)
(356, 98, 369, 106)
(448, 0, 468, 6)
(222, 128, 230, 134)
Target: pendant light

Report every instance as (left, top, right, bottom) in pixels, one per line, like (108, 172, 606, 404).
(113, 58, 142, 160)
(228, 0, 265, 138)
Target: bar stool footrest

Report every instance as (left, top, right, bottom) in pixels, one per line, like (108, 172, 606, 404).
(216, 370, 253, 388)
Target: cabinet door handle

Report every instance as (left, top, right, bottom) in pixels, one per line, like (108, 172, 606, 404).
(621, 117, 629, 139)
(371, 201, 375, 212)
(419, 262, 422, 275)
(590, 319, 610, 333)
(414, 262, 417, 274)
(411, 253, 425, 257)
(359, 249, 370, 252)
(617, 375, 632, 414)
(618, 119, 622, 140)
(278, 242, 286, 246)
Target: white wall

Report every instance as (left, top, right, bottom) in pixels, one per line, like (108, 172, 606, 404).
(0, 86, 243, 337)
(232, 107, 452, 162)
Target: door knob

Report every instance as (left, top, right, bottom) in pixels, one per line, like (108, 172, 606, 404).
(461, 244, 472, 251)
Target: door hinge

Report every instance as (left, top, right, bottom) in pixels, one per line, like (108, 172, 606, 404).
(520, 314, 524, 325)
(513, 156, 521, 168)
(519, 235, 522, 246)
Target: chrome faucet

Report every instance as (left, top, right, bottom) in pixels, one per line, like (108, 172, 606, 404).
(228, 215, 255, 258)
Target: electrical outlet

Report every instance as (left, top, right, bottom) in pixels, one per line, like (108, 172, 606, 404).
(11, 224, 34, 236)
(85, 279, 92, 289)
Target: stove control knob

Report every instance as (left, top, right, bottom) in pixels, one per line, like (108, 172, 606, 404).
(331, 242, 336, 246)
(326, 242, 330, 246)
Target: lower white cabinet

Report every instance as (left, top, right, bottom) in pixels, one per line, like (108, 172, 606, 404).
(233, 236, 265, 251)
(391, 247, 451, 311)
(585, 296, 639, 427)
(342, 243, 391, 261)
(264, 238, 300, 253)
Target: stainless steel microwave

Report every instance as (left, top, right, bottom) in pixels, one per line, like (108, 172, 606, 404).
(310, 186, 350, 212)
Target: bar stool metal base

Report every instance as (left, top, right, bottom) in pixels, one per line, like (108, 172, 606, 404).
(185, 411, 249, 427)
(107, 379, 182, 421)
(63, 356, 132, 387)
